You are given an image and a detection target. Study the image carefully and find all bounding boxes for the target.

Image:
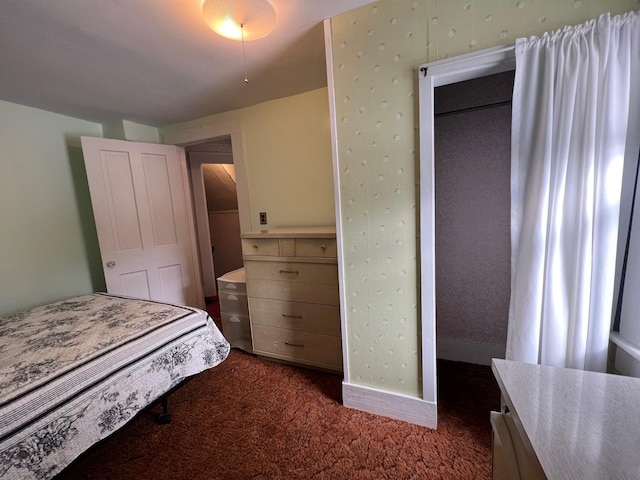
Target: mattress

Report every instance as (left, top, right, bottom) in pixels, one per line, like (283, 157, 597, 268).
(0, 293, 230, 480)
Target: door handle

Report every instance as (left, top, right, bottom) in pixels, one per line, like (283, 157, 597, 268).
(106, 261, 116, 268)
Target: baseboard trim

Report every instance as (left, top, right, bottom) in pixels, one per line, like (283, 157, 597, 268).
(342, 382, 437, 429)
(436, 339, 505, 366)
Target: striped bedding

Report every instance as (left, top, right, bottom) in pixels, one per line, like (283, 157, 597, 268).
(0, 293, 230, 480)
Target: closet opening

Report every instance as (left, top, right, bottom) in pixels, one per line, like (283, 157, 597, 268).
(417, 45, 516, 414)
(433, 70, 514, 367)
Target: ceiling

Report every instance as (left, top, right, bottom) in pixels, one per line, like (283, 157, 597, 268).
(0, 0, 375, 127)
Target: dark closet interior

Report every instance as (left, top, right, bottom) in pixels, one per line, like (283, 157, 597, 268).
(434, 70, 515, 362)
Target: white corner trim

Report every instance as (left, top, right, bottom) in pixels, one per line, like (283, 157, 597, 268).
(324, 17, 351, 381)
(342, 382, 437, 429)
(437, 339, 506, 366)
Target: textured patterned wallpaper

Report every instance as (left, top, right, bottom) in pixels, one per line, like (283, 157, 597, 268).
(427, 0, 640, 59)
(331, 0, 640, 397)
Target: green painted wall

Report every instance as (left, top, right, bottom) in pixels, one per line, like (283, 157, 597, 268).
(103, 119, 160, 143)
(161, 88, 336, 231)
(331, 0, 640, 397)
(0, 100, 105, 314)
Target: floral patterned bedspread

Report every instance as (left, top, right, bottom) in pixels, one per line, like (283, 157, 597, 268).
(0, 293, 230, 480)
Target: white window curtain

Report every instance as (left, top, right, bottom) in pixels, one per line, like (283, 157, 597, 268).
(508, 10, 640, 372)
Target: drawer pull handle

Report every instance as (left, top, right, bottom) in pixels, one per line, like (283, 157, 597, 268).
(252, 245, 259, 249)
(285, 341, 305, 348)
(282, 313, 302, 319)
(279, 269, 299, 275)
(321, 245, 326, 251)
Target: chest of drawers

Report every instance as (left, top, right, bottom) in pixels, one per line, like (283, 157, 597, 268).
(241, 227, 342, 372)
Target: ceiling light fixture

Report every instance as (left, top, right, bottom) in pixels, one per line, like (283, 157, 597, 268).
(201, 0, 277, 84)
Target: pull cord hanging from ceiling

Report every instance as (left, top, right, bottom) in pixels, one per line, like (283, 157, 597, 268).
(241, 23, 248, 84)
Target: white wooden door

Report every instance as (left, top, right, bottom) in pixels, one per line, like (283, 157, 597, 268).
(81, 136, 200, 307)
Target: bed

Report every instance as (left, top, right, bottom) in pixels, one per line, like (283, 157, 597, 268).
(0, 292, 230, 480)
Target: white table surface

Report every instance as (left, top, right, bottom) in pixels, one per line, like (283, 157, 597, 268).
(492, 359, 640, 480)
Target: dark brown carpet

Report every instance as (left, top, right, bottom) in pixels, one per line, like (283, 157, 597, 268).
(56, 351, 500, 480)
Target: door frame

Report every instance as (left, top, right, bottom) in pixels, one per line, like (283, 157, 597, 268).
(163, 119, 252, 296)
(163, 119, 251, 233)
(418, 45, 515, 404)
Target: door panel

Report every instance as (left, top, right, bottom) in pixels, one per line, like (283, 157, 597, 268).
(81, 136, 199, 307)
(121, 270, 151, 299)
(159, 264, 186, 305)
(103, 151, 143, 252)
(143, 154, 179, 247)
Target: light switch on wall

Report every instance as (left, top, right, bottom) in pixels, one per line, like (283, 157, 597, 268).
(259, 212, 267, 225)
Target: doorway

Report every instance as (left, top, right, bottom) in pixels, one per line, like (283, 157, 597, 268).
(417, 45, 516, 424)
(186, 137, 244, 302)
(163, 118, 252, 310)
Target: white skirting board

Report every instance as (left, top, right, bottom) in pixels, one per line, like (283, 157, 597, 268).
(342, 382, 437, 429)
(436, 339, 506, 366)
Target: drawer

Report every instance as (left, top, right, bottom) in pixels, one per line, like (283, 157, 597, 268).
(248, 297, 340, 336)
(242, 238, 279, 256)
(221, 312, 253, 353)
(244, 261, 337, 285)
(217, 280, 247, 296)
(218, 292, 249, 316)
(217, 268, 246, 295)
(247, 279, 339, 305)
(296, 238, 337, 258)
(252, 324, 342, 370)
